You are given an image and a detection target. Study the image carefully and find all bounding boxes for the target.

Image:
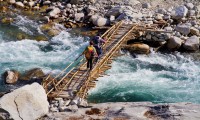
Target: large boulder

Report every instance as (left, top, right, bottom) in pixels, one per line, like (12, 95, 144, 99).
(74, 13, 85, 22)
(92, 16, 108, 27)
(28, 1, 35, 8)
(15, 2, 24, 8)
(175, 24, 191, 35)
(171, 6, 188, 20)
(9, 0, 15, 4)
(3, 70, 20, 84)
(190, 27, 200, 36)
(167, 36, 183, 50)
(185, 3, 194, 10)
(48, 8, 61, 18)
(105, 6, 124, 17)
(183, 36, 199, 51)
(20, 68, 45, 81)
(0, 83, 49, 120)
(125, 43, 150, 54)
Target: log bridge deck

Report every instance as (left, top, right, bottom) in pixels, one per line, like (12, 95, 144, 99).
(42, 21, 161, 100)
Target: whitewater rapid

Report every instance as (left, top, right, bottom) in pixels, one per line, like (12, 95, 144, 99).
(88, 53, 200, 104)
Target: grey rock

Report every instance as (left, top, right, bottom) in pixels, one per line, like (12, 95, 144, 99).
(43, 1, 51, 5)
(105, 6, 124, 17)
(171, 5, 188, 20)
(86, 5, 98, 15)
(142, 3, 151, 9)
(110, 15, 115, 22)
(66, 3, 72, 8)
(9, 0, 15, 4)
(74, 13, 85, 22)
(163, 15, 171, 20)
(167, 36, 183, 50)
(154, 14, 163, 20)
(92, 17, 109, 27)
(164, 26, 173, 31)
(67, 105, 78, 112)
(15, 2, 24, 8)
(183, 35, 199, 51)
(152, 36, 159, 41)
(164, 33, 172, 40)
(40, 16, 50, 23)
(146, 34, 151, 40)
(48, 8, 61, 18)
(50, 107, 59, 112)
(175, 24, 191, 35)
(190, 27, 200, 36)
(124, 0, 140, 6)
(28, 1, 35, 7)
(157, 8, 167, 14)
(185, 3, 194, 10)
(78, 98, 88, 107)
(188, 10, 196, 17)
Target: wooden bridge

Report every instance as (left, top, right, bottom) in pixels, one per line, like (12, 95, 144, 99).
(42, 21, 160, 100)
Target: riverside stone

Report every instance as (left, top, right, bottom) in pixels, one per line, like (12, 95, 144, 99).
(142, 3, 151, 9)
(20, 68, 45, 81)
(188, 10, 196, 17)
(0, 83, 49, 120)
(28, 1, 35, 8)
(92, 17, 108, 27)
(43, 1, 51, 5)
(167, 36, 183, 50)
(9, 0, 15, 4)
(74, 13, 85, 22)
(185, 3, 194, 10)
(48, 8, 61, 18)
(175, 24, 191, 35)
(125, 43, 150, 54)
(15, 2, 24, 8)
(171, 5, 188, 20)
(4, 70, 19, 84)
(157, 8, 167, 14)
(183, 35, 199, 51)
(190, 27, 200, 36)
(105, 6, 124, 17)
(124, 0, 140, 6)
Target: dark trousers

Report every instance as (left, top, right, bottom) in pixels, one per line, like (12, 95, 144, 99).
(94, 46, 102, 56)
(87, 58, 93, 70)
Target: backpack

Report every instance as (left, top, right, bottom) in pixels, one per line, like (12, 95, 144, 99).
(85, 46, 94, 59)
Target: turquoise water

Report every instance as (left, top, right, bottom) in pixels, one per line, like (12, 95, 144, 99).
(1, 15, 200, 104)
(88, 53, 200, 103)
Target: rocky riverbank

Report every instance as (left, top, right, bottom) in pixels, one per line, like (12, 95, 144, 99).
(0, 83, 200, 120)
(1, 0, 199, 54)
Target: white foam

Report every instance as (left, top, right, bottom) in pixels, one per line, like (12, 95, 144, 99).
(12, 15, 39, 35)
(0, 31, 87, 75)
(89, 52, 200, 103)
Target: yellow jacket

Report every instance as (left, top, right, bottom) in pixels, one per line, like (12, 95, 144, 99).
(82, 45, 98, 59)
